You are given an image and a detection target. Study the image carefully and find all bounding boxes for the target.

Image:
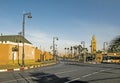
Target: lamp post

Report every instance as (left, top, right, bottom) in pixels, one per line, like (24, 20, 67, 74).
(103, 42, 108, 55)
(81, 41, 86, 63)
(81, 41, 85, 48)
(22, 12, 32, 66)
(53, 37, 58, 61)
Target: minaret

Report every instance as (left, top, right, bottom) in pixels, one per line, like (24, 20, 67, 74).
(91, 35, 96, 54)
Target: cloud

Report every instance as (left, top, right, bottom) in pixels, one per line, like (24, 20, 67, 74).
(26, 30, 52, 51)
(2, 19, 118, 54)
(26, 30, 85, 53)
(57, 19, 120, 52)
(25, 21, 119, 54)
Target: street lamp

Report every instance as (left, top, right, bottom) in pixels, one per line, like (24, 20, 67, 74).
(22, 12, 32, 66)
(17, 32, 22, 65)
(103, 42, 108, 54)
(81, 41, 86, 63)
(81, 41, 85, 48)
(53, 37, 58, 61)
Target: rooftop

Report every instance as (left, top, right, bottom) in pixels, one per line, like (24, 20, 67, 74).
(0, 35, 32, 44)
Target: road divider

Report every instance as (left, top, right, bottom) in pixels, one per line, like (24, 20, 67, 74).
(0, 62, 57, 72)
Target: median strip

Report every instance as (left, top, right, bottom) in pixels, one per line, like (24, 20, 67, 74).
(0, 62, 57, 72)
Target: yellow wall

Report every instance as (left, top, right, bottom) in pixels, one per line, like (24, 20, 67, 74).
(0, 44, 10, 65)
(43, 52, 53, 61)
(34, 48, 42, 62)
(0, 43, 35, 64)
(0, 42, 53, 65)
(9, 44, 35, 64)
(24, 45, 35, 60)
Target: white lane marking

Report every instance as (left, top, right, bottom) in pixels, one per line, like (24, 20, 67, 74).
(101, 69, 110, 71)
(65, 69, 111, 83)
(100, 70, 105, 72)
(1, 69, 80, 83)
(92, 72, 99, 74)
(82, 72, 99, 78)
(1, 68, 111, 83)
(82, 73, 92, 78)
(55, 69, 79, 75)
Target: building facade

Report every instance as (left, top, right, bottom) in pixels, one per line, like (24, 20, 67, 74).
(91, 35, 97, 54)
(0, 35, 53, 65)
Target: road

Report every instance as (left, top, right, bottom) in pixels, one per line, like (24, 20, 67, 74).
(0, 61, 120, 83)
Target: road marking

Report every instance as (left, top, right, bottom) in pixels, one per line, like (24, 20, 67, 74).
(92, 72, 98, 74)
(1, 69, 80, 83)
(55, 69, 79, 75)
(100, 69, 110, 72)
(82, 71, 99, 78)
(65, 69, 111, 83)
(1, 68, 111, 83)
(82, 73, 92, 78)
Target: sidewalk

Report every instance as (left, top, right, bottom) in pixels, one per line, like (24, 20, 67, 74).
(0, 61, 57, 72)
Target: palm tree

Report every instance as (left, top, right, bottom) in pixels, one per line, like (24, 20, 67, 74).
(64, 48, 66, 56)
(67, 48, 69, 58)
(77, 45, 82, 55)
(70, 46, 73, 58)
(73, 46, 77, 57)
(77, 45, 82, 61)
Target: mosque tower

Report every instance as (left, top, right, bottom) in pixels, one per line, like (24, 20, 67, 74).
(91, 35, 96, 54)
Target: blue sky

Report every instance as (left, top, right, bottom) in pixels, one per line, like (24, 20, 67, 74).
(0, 0, 120, 53)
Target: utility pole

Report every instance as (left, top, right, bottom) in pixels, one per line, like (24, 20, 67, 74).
(53, 37, 58, 61)
(22, 12, 32, 66)
(81, 41, 86, 63)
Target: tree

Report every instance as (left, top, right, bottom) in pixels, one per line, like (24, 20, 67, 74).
(77, 45, 82, 55)
(73, 46, 77, 57)
(67, 48, 70, 57)
(108, 36, 120, 53)
(70, 46, 73, 58)
(96, 50, 102, 54)
(64, 48, 66, 56)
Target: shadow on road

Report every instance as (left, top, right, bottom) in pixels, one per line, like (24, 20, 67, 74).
(30, 72, 88, 83)
(68, 80, 88, 83)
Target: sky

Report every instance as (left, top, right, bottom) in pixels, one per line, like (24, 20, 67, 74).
(0, 0, 120, 54)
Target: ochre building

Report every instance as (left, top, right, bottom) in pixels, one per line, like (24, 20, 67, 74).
(91, 35, 97, 54)
(0, 35, 53, 65)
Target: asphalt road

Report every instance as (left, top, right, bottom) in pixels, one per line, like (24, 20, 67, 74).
(0, 61, 120, 83)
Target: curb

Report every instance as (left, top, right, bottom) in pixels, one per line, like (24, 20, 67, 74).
(0, 63, 56, 73)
